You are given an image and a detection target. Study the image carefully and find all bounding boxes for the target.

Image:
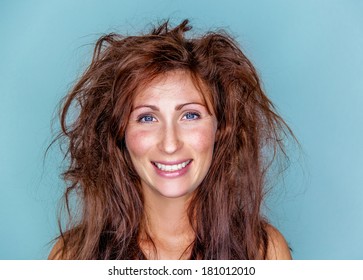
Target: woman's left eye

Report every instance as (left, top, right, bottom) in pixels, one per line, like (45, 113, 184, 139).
(183, 112, 200, 120)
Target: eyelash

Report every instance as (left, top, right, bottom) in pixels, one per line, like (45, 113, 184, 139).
(136, 112, 201, 123)
(182, 112, 201, 120)
(137, 115, 156, 123)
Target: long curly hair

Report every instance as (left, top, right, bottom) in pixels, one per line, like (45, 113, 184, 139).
(54, 19, 294, 259)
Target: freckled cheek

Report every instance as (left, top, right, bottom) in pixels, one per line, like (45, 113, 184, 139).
(186, 126, 216, 153)
(125, 128, 156, 158)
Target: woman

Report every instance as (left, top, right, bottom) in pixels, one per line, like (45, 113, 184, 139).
(49, 19, 293, 260)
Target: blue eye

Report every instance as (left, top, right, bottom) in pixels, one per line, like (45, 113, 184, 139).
(138, 115, 156, 123)
(183, 112, 200, 120)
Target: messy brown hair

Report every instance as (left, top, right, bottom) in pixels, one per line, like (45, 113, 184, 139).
(54, 19, 293, 259)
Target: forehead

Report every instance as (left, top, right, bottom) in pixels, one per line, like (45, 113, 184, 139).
(132, 70, 213, 109)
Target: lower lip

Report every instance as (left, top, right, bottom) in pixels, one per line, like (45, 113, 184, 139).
(152, 161, 192, 178)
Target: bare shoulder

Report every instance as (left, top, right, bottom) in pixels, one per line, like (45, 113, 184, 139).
(48, 238, 65, 260)
(265, 225, 292, 260)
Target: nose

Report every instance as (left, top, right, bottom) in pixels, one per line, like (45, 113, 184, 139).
(157, 123, 183, 154)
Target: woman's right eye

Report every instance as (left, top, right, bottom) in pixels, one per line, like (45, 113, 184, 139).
(137, 115, 156, 123)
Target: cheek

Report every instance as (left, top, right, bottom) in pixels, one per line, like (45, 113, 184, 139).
(125, 128, 154, 159)
(188, 125, 216, 153)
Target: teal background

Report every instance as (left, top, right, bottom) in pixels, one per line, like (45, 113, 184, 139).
(1, 0, 362, 259)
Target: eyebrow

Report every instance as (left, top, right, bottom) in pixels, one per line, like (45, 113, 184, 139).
(133, 102, 206, 111)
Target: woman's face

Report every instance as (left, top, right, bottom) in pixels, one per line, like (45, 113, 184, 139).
(125, 70, 218, 200)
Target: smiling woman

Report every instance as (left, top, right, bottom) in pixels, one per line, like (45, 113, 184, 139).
(49, 19, 294, 260)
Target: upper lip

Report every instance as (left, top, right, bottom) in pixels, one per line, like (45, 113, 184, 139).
(151, 159, 192, 165)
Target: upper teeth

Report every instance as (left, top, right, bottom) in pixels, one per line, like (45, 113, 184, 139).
(154, 160, 191, 171)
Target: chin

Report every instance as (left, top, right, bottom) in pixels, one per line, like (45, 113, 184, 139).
(158, 189, 194, 199)
(150, 183, 197, 200)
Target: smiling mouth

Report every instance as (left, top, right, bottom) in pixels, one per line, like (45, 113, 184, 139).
(152, 160, 192, 172)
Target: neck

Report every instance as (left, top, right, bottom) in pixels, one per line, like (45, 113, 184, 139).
(140, 187, 195, 259)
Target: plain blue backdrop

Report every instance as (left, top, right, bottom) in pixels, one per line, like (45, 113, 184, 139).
(1, 0, 362, 259)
